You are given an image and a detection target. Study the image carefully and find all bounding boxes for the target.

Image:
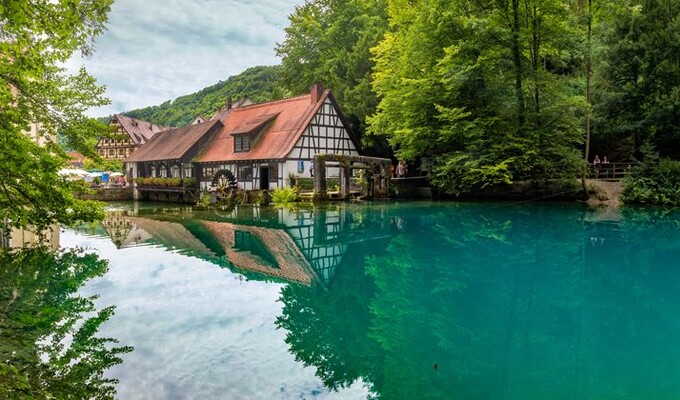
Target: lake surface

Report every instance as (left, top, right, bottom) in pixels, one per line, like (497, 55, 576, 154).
(7, 201, 680, 399)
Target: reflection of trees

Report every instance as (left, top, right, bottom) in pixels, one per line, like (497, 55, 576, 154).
(0, 248, 132, 399)
(278, 205, 680, 399)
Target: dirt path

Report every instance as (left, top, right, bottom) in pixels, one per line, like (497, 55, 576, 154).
(586, 179, 623, 207)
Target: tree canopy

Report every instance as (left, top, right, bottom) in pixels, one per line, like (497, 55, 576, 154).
(0, 0, 112, 230)
(275, 0, 680, 195)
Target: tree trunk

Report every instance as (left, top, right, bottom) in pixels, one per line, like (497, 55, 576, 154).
(511, 0, 525, 127)
(581, 0, 592, 200)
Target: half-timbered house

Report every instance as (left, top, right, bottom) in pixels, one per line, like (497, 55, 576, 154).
(125, 119, 223, 181)
(196, 84, 360, 190)
(96, 114, 166, 160)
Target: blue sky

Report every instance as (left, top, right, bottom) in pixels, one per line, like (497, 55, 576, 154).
(66, 0, 302, 117)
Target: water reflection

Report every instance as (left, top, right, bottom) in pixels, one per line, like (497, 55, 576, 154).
(86, 202, 680, 399)
(0, 247, 132, 399)
(277, 204, 680, 400)
(89, 204, 396, 288)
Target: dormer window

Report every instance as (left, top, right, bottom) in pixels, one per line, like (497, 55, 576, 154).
(231, 112, 278, 153)
(234, 135, 250, 152)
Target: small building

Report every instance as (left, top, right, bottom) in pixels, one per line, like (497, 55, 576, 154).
(125, 119, 224, 182)
(97, 114, 166, 160)
(66, 151, 87, 168)
(125, 85, 361, 193)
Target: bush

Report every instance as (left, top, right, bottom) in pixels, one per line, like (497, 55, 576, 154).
(183, 177, 197, 187)
(272, 187, 299, 204)
(622, 157, 680, 206)
(294, 177, 339, 191)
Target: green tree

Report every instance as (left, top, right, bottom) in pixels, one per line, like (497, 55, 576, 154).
(0, 0, 112, 230)
(594, 0, 680, 159)
(276, 0, 389, 146)
(369, 0, 585, 194)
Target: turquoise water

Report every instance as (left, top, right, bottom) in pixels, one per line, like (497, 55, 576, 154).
(10, 201, 680, 399)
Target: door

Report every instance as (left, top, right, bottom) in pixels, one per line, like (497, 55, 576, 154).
(259, 166, 269, 190)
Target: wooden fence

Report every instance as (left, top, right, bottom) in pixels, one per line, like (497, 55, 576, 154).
(589, 162, 638, 180)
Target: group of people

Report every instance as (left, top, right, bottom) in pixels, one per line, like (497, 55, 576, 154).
(593, 155, 609, 165)
(592, 155, 611, 178)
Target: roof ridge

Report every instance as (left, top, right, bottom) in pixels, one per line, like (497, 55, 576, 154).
(236, 92, 314, 110)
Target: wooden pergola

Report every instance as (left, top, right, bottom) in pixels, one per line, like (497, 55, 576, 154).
(312, 154, 392, 200)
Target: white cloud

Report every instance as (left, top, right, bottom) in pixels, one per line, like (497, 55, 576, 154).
(66, 0, 302, 117)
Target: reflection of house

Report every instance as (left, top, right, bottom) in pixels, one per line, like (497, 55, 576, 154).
(97, 205, 392, 287)
(97, 114, 165, 160)
(125, 85, 360, 191)
(201, 222, 316, 285)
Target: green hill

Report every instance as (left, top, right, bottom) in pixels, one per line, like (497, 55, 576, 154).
(122, 65, 287, 127)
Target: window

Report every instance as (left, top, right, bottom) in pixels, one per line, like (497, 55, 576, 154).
(171, 165, 180, 178)
(159, 165, 167, 178)
(234, 135, 250, 152)
(238, 165, 253, 182)
(150, 165, 156, 177)
(108, 149, 114, 157)
(184, 164, 193, 178)
(118, 148, 125, 156)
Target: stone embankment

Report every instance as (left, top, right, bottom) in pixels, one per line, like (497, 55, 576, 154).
(77, 187, 134, 201)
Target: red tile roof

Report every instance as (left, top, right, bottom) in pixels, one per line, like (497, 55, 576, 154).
(125, 119, 223, 162)
(198, 90, 331, 162)
(113, 114, 166, 145)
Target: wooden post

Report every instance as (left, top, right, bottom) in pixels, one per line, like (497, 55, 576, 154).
(383, 161, 390, 197)
(340, 165, 350, 198)
(313, 156, 327, 200)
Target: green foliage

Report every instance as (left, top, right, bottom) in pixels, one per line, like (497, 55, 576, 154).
(0, 0, 112, 230)
(84, 158, 123, 172)
(272, 187, 299, 204)
(123, 66, 287, 127)
(622, 144, 680, 205)
(199, 193, 211, 207)
(594, 0, 680, 159)
(134, 177, 191, 187)
(0, 247, 132, 399)
(368, 0, 585, 195)
(276, 0, 389, 146)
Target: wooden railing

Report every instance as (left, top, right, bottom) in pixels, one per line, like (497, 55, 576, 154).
(588, 162, 639, 180)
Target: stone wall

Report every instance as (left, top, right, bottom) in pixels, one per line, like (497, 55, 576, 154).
(77, 187, 134, 201)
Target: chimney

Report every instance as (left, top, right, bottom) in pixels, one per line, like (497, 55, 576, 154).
(310, 83, 323, 104)
(226, 97, 233, 110)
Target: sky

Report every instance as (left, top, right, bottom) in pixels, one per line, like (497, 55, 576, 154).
(65, 0, 302, 118)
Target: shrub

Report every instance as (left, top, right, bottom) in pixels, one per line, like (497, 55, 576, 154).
(272, 187, 299, 204)
(622, 148, 680, 205)
(184, 177, 197, 187)
(166, 178, 181, 187)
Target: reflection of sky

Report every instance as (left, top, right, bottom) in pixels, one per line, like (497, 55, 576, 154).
(61, 229, 368, 399)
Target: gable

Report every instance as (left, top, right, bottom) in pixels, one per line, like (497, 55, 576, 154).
(287, 97, 359, 160)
